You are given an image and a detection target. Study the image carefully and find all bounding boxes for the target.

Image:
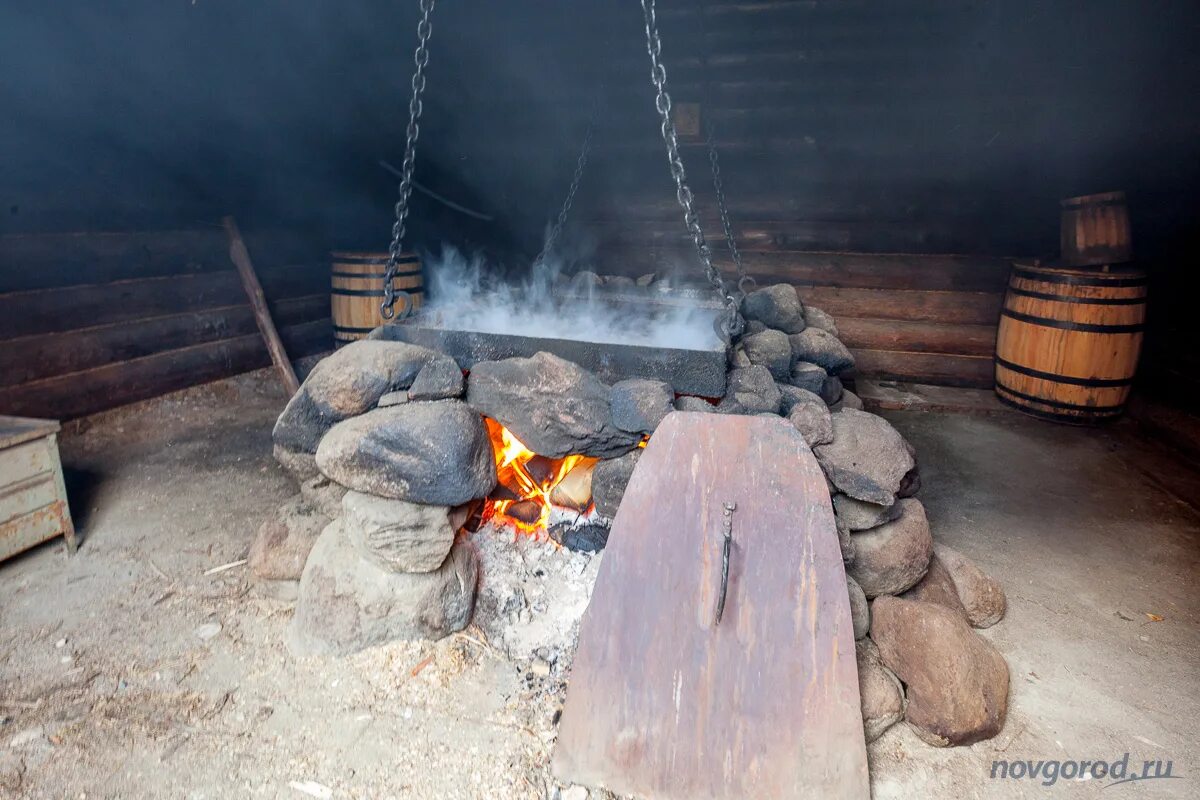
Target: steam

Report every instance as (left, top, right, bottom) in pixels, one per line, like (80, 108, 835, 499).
(419, 245, 724, 352)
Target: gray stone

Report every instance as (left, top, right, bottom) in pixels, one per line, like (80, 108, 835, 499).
(788, 328, 855, 374)
(377, 391, 409, 408)
(341, 491, 455, 573)
(835, 389, 864, 412)
(871, 596, 1009, 747)
(901, 552, 967, 618)
(833, 494, 901, 531)
(610, 379, 674, 434)
(898, 465, 922, 498)
(742, 283, 806, 334)
(814, 408, 915, 505)
(847, 499, 933, 598)
(604, 275, 637, 289)
(788, 361, 828, 394)
(743, 320, 768, 335)
(289, 521, 478, 656)
(592, 449, 641, 517)
(724, 365, 782, 414)
(805, 305, 839, 338)
(936, 544, 1007, 628)
(467, 353, 640, 458)
(249, 495, 330, 584)
(274, 444, 321, 483)
(407, 358, 464, 401)
(820, 375, 844, 406)
(273, 340, 456, 454)
(787, 397, 833, 446)
(857, 638, 905, 743)
(847, 576, 869, 640)
(778, 384, 823, 415)
(728, 346, 752, 369)
(676, 396, 720, 413)
(740, 329, 793, 381)
(315, 400, 497, 505)
(299, 473, 348, 519)
(836, 518, 856, 565)
(636, 272, 657, 287)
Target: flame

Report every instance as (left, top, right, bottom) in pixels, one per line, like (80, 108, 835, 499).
(483, 418, 598, 537)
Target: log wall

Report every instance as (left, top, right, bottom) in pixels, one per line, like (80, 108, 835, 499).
(0, 229, 331, 419)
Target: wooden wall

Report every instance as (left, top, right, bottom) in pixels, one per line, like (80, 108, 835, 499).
(0, 229, 331, 419)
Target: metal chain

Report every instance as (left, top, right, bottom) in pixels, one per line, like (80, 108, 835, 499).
(639, 0, 743, 341)
(534, 111, 595, 268)
(381, 0, 436, 321)
(707, 120, 755, 294)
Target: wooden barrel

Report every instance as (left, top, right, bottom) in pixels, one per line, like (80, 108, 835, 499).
(1060, 191, 1131, 267)
(994, 261, 1147, 423)
(330, 252, 424, 344)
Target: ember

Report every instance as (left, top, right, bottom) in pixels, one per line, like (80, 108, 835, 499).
(483, 418, 599, 536)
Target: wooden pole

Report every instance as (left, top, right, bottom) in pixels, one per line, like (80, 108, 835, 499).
(222, 216, 301, 396)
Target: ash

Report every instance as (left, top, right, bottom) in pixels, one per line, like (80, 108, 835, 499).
(471, 521, 603, 665)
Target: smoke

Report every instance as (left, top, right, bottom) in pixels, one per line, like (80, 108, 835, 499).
(419, 244, 724, 352)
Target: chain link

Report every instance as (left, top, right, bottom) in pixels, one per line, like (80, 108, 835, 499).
(707, 121, 755, 294)
(381, 0, 436, 321)
(534, 110, 596, 269)
(639, 0, 743, 342)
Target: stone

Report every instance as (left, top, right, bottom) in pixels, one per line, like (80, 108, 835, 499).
(592, 449, 641, 517)
(315, 400, 496, 505)
(193, 622, 222, 641)
(273, 340, 455, 454)
(299, 474, 348, 519)
(898, 465, 922, 498)
(832, 494, 901, 531)
(341, 491, 455, 573)
(724, 365, 782, 414)
(787, 396, 833, 446)
(846, 499, 933, 598)
(728, 346, 752, 369)
(377, 390, 408, 407)
(788, 328, 855, 374)
(289, 520, 479, 656)
(901, 553, 967, 617)
(787, 361, 828, 395)
(467, 352, 640, 458)
(836, 518, 856, 565)
(274, 444, 322, 485)
(249, 495, 330, 583)
(742, 283, 806, 334)
(740, 329, 792, 381)
(820, 375, 844, 406)
(610, 379, 674, 434)
(676, 396, 720, 413)
(847, 576, 869, 640)
(837, 389, 864, 412)
(870, 596, 1009, 746)
(743, 320, 768, 335)
(561, 787, 590, 800)
(636, 272, 657, 287)
(570, 270, 602, 290)
(813, 409, 915, 505)
(778, 384, 820, 415)
(407, 358, 464, 401)
(804, 305, 839, 337)
(857, 638, 905, 743)
(604, 275, 637, 289)
(936, 544, 1007, 628)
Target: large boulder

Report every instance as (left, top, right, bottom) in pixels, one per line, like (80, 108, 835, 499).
(610, 379, 674, 434)
(407, 358, 464, 401)
(787, 361, 828, 395)
(288, 520, 478, 656)
(722, 366, 782, 415)
(857, 638, 905, 743)
(846, 499, 933, 597)
(832, 494, 902, 532)
(870, 596, 1010, 746)
(467, 353, 640, 458)
(315, 400, 496, 505)
(847, 576, 870, 640)
(813, 409, 915, 505)
(273, 340, 455, 454)
(936, 545, 1007, 628)
(740, 329, 793, 381)
(341, 491, 456, 573)
(788, 328, 855, 374)
(592, 449, 641, 517)
(741, 283, 806, 334)
(249, 495, 330, 589)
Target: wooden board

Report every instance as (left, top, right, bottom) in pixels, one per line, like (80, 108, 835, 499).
(554, 412, 868, 799)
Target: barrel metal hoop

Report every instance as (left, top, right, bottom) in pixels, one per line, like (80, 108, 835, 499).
(1011, 268, 1147, 288)
(993, 380, 1127, 413)
(333, 324, 382, 335)
(994, 356, 1134, 388)
(1006, 286, 1146, 306)
(331, 288, 425, 298)
(331, 270, 423, 279)
(1000, 309, 1145, 335)
(994, 390, 1123, 423)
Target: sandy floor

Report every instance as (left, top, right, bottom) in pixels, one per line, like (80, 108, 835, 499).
(1, 372, 1197, 799)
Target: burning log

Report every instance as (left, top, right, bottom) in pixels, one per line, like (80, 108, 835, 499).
(548, 461, 595, 512)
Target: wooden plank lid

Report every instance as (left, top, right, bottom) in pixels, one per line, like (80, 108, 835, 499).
(0, 415, 60, 449)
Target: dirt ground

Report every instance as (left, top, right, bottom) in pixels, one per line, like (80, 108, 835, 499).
(1, 370, 1198, 799)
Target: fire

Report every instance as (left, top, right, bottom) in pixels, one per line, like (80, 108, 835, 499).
(483, 418, 598, 537)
